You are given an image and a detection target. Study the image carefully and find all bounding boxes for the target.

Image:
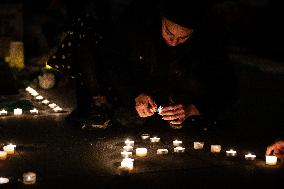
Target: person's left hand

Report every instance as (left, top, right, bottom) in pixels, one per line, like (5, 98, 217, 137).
(160, 104, 200, 125)
(266, 140, 284, 159)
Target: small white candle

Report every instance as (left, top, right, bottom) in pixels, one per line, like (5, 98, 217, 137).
(48, 103, 57, 108)
(3, 144, 16, 155)
(141, 134, 150, 140)
(125, 139, 134, 146)
(30, 91, 39, 97)
(121, 151, 132, 158)
(135, 148, 147, 157)
(121, 158, 134, 170)
(150, 137, 160, 143)
(0, 177, 9, 184)
(0, 151, 7, 160)
(0, 109, 8, 116)
(173, 140, 182, 147)
(14, 108, 22, 115)
(25, 86, 33, 92)
(266, 155, 277, 165)
(174, 146, 185, 153)
(30, 108, 38, 114)
(23, 172, 36, 185)
(123, 145, 133, 152)
(245, 153, 256, 160)
(194, 142, 204, 150)
(35, 95, 43, 100)
(211, 145, 221, 153)
(42, 99, 50, 105)
(157, 149, 168, 155)
(53, 106, 63, 112)
(226, 149, 237, 157)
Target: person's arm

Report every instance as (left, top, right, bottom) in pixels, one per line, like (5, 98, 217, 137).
(266, 140, 284, 158)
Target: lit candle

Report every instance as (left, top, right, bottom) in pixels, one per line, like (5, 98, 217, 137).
(23, 172, 36, 185)
(123, 145, 133, 152)
(53, 106, 63, 112)
(3, 144, 16, 155)
(150, 137, 160, 143)
(0, 109, 8, 116)
(35, 95, 43, 101)
(30, 108, 38, 114)
(266, 155, 277, 165)
(42, 99, 50, 105)
(0, 177, 9, 184)
(0, 151, 7, 160)
(211, 145, 221, 153)
(25, 86, 33, 92)
(245, 153, 256, 160)
(135, 148, 147, 157)
(121, 158, 134, 170)
(121, 151, 132, 158)
(30, 91, 39, 97)
(174, 146, 185, 153)
(194, 142, 204, 150)
(173, 140, 182, 147)
(48, 103, 57, 108)
(157, 149, 168, 155)
(14, 108, 22, 115)
(226, 149, 237, 157)
(125, 139, 134, 146)
(141, 134, 150, 140)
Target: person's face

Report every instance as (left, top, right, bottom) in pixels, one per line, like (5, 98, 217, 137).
(161, 17, 194, 47)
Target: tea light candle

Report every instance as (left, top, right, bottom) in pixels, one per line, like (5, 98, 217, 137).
(0, 177, 9, 184)
(30, 91, 39, 97)
(226, 149, 237, 157)
(42, 99, 50, 105)
(174, 147, 185, 153)
(14, 108, 22, 115)
(135, 148, 147, 157)
(53, 106, 63, 112)
(121, 158, 134, 170)
(30, 108, 38, 114)
(245, 153, 256, 160)
(3, 144, 16, 155)
(123, 145, 133, 152)
(141, 134, 150, 140)
(150, 137, 160, 143)
(0, 109, 8, 116)
(125, 139, 134, 146)
(173, 140, 182, 147)
(157, 149, 168, 155)
(25, 86, 33, 92)
(266, 155, 277, 165)
(35, 95, 43, 100)
(48, 103, 57, 108)
(23, 172, 36, 185)
(0, 151, 7, 160)
(194, 142, 204, 150)
(121, 151, 132, 158)
(211, 145, 221, 153)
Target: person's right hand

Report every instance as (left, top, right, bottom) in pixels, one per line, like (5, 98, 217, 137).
(135, 93, 157, 118)
(266, 140, 284, 159)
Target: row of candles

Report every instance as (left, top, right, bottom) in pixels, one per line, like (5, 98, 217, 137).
(119, 135, 278, 170)
(0, 144, 36, 185)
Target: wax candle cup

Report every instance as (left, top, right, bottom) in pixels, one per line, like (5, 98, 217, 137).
(150, 137, 160, 143)
(48, 103, 57, 108)
(125, 139, 134, 146)
(135, 148, 147, 157)
(30, 108, 39, 114)
(0, 151, 7, 160)
(121, 151, 132, 158)
(23, 172, 36, 185)
(35, 95, 43, 100)
(0, 109, 8, 116)
(245, 153, 256, 160)
(14, 108, 22, 115)
(3, 144, 16, 155)
(211, 145, 221, 153)
(194, 142, 204, 150)
(53, 106, 63, 112)
(42, 99, 50, 105)
(174, 147, 185, 153)
(173, 140, 182, 147)
(123, 145, 133, 152)
(121, 158, 134, 170)
(226, 149, 237, 157)
(141, 134, 150, 140)
(157, 149, 168, 155)
(266, 155, 277, 165)
(0, 177, 9, 184)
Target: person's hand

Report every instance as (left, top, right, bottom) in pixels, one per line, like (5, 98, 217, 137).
(135, 94, 157, 118)
(266, 140, 284, 159)
(160, 104, 200, 125)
